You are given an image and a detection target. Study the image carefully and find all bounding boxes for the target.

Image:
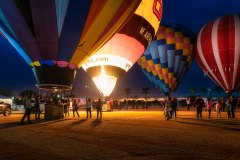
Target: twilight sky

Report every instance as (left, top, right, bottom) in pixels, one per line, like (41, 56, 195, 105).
(0, 0, 240, 98)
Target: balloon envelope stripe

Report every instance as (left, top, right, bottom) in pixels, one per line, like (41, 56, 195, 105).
(30, 0, 58, 60)
(55, 0, 70, 37)
(58, 0, 91, 62)
(0, 0, 42, 61)
(0, 9, 16, 38)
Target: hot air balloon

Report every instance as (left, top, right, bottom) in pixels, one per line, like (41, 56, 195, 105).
(82, 0, 163, 97)
(196, 14, 240, 93)
(138, 24, 195, 95)
(0, 0, 142, 91)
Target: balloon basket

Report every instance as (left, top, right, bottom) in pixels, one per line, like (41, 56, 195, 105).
(44, 104, 64, 120)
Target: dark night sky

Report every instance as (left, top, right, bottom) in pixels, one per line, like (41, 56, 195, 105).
(0, 0, 240, 98)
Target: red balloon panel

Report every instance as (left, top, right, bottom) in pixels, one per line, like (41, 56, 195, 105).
(196, 14, 240, 92)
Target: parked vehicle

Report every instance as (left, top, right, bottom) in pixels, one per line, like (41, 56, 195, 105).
(0, 100, 12, 116)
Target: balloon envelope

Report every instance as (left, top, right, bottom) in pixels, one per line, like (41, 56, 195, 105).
(0, 0, 141, 90)
(195, 14, 240, 93)
(138, 24, 195, 95)
(82, 0, 163, 97)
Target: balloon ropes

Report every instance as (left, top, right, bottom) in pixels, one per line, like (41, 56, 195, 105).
(0, 0, 142, 91)
(82, 0, 163, 97)
(138, 24, 195, 96)
(195, 14, 240, 93)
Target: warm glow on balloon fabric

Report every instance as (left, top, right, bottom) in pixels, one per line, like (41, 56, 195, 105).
(195, 14, 240, 92)
(92, 66, 117, 97)
(83, 0, 162, 96)
(82, 33, 144, 71)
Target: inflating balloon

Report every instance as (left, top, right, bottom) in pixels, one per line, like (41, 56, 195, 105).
(0, 0, 142, 90)
(82, 0, 163, 97)
(138, 24, 194, 95)
(195, 14, 240, 93)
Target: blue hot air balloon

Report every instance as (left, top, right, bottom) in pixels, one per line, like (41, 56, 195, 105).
(138, 24, 195, 95)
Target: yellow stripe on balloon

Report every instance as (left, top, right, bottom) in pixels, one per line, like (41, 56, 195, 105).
(166, 38, 175, 44)
(141, 56, 147, 62)
(155, 64, 162, 70)
(135, 0, 161, 34)
(183, 49, 189, 55)
(157, 33, 166, 40)
(176, 43, 183, 50)
(175, 32, 183, 38)
(165, 28, 174, 33)
(152, 70, 157, 76)
(146, 66, 151, 72)
(162, 68, 168, 74)
(159, 75, 163, 80)
(168, 73, 173, 78)
(147, 60, 154, 66)
(184, 37, 190, 43)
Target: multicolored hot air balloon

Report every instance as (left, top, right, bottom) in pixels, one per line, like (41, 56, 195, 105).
(196, 14, 240, 93)
(82, 0, 163, 97)
(0, 0, 142, 90)
(138, 24, 194, 95)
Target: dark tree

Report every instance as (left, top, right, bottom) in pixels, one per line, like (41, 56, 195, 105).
(214, 86, 223, 98)
(189, 88, 196, 96)
(0, 88, 12, 97)
(19, 90, 38, 98)
(142, 88, 150, 100)
(124, 88, 131, 100)
(201, 87, 208, 97)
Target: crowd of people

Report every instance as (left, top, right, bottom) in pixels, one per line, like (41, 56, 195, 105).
(20, 95, 104, 124)
(58, 97, 104, 119)
(20, 93, 239, 124)
(163, 96, 238, 120)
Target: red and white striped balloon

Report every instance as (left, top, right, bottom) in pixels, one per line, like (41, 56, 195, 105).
(196, 14, 240, 92)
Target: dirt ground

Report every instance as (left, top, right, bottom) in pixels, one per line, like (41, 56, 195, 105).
(0, 109, 239, 160)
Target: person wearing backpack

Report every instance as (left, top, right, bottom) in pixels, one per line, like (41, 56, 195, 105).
(34, 96, 40, 120)
(96, 98, 103, 120)
(225, 99, 232, 119)
(72, 98, 80, 118)
(193, 97, 204, 120)
(215, 100, 221, 119)
(20, 94, 32, 124)
(86, 97, 92, 118)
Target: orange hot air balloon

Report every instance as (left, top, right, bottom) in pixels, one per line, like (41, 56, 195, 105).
(82, 0, 163, 97)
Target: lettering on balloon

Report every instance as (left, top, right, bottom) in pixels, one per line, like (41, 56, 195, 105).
(125, 63, 131, 70)
(140, 26, 153, 45)
(85, 57, 109, 66)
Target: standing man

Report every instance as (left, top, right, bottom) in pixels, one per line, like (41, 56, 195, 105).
(187, 97, 191, 111)
(206, 98, 213, 119)
(193, 96, 204, 120)
(35, 96, 40, 120)
(96, 98, 103, 120)
(72, 98, 80, 118)
(20, 94, 32, 124)
(229, 96, 236, 119)
(171, 97, 178, 119)
(86, 97, 92, 118)
(109, 98, 114, 112)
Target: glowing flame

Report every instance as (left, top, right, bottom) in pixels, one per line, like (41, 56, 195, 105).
(92, 66, 117, 97)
